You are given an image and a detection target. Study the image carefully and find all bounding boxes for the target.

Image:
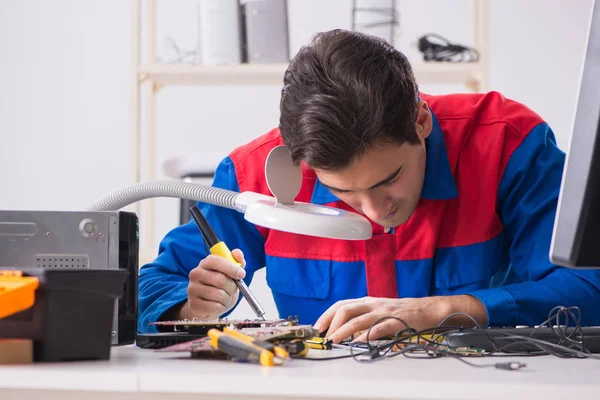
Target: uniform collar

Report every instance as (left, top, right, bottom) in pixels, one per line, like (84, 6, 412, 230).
(310, 110, 457, 205)
(420, 111, 458, 200)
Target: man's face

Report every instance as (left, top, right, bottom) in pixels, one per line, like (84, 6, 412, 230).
(313, 102, 432, 229)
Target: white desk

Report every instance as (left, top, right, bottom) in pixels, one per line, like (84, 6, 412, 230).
(1, 345, 599, 400)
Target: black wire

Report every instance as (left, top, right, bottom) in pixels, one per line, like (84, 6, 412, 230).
(417, 33, 480, 63)
(349, 316, 411, 362)
(296, 306, 598, 368)
(331, 305, 600, 369)
(483, 306, 590, 356)
(290, 354, 355, 361)
(437, 312, 483, 329)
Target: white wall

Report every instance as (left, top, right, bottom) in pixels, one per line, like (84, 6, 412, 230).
(0, 0, 595, 320)
(0, 0, 131, 211)
(490, 0, 593, 151)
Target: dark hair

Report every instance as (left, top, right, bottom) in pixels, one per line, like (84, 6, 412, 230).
(279, 29, 420, 170)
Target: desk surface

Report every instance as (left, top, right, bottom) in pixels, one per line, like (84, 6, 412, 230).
(1, 345, 599, 400)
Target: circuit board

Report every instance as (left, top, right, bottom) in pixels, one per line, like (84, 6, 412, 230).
(156, 323, 318, 359)
(149, 316, 299, 335)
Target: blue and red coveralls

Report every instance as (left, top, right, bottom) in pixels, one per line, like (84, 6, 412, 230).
(138, 92, 600, 333)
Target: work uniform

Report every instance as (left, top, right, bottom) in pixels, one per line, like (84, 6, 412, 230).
(138, 92, 600, 333)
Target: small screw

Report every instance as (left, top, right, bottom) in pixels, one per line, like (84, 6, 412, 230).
(45, 232, 51, 237)
(111, 331, 116, 337)
(99, 233, 104, 238)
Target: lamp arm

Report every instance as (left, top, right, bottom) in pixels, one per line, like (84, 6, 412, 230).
(86, 180, 256, 213)
(85, 181, 373, 240)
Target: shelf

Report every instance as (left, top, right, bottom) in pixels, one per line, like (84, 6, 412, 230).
(139, 62, 482, 88)
(139, 63, 289, 86)
(413, 62, 482, 86)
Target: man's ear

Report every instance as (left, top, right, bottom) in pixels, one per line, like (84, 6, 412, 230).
(415, 101, 432, 141)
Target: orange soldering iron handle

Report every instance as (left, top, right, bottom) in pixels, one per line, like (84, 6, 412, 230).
(0, 271, 39, 319)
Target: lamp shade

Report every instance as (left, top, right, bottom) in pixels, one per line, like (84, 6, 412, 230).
(238, 194, 372, 240)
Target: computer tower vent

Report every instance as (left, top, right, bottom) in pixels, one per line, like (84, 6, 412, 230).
(36, 254, 89, 269)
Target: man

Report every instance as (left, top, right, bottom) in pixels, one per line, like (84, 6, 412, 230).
(138, 29, 600, 342)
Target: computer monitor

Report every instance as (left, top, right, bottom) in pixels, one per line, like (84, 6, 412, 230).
(550, 0, 600, 269)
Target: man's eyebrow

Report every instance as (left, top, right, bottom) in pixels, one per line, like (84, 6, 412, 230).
(321, 166, 403, 193)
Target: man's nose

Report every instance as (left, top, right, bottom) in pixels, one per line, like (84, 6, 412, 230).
(360, 194, 391, 221)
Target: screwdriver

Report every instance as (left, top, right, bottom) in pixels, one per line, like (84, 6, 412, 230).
(208, 328, 285, 366)
(189, 205, 266, 320)
(223, 327, 289, 360)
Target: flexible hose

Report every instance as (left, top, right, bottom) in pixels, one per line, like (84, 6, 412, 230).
(86, 181, 240, 212)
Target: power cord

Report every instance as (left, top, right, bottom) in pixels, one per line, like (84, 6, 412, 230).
(295, 306, 598, 370)
(342, 316, 526, 371)
(417, 33, 480, 63)
(340, 306, 598, 370)
(451, 356, 526, 370)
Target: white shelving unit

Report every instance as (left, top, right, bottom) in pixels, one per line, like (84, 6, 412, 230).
(130, 0, 491, 263)
(139, 61, 486, 88)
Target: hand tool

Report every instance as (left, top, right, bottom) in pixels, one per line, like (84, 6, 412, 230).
(189, 205, 266, 320)
(208, 328, 286, 366)
(223, 327, 289, 359)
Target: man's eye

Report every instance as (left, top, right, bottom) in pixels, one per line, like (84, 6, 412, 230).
(330, 188, 347, 195)
(382, 177, 399, 187)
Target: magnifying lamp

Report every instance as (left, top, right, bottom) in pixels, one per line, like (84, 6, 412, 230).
(87, 146, 372, 241)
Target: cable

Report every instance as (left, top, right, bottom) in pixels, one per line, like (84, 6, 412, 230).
(448, 355, 526, 370)
(474, 306, 596, 357)
(417, 33, 480, 63)
(437, 312, 483, 329)
(295, 306, 599, 369)
(331, 306, 600, 370)
(290, 354, 355, 361)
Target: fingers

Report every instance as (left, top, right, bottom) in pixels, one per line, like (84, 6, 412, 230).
(327, 312, 375, 344)
(188, 282, 233, 308)
(185, 251, 247, 320)
(314, 298, 357, 333)
(230, 248, 246, 268)
(197, 254, 246, 281)
(353, 319, 398, 343)
(190, 264, 238, 296)
(185, 296, 227, 320)
(327, 302, 372, 343)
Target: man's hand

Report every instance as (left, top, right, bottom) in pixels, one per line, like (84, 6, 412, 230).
(314, 295, 487, 343)
(177, 249, 246, 320)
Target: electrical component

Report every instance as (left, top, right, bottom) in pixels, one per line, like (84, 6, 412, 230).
(150, 317, 296, 335)
(495, 362, 527, 371)
(302, 306, 600, 369)
(155, 307, 600, 370)
(304, 337, 333, 350)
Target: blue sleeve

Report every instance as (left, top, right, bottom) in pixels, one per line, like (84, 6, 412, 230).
(467, 123, 600, 327)
(137, 156, 267, 333)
